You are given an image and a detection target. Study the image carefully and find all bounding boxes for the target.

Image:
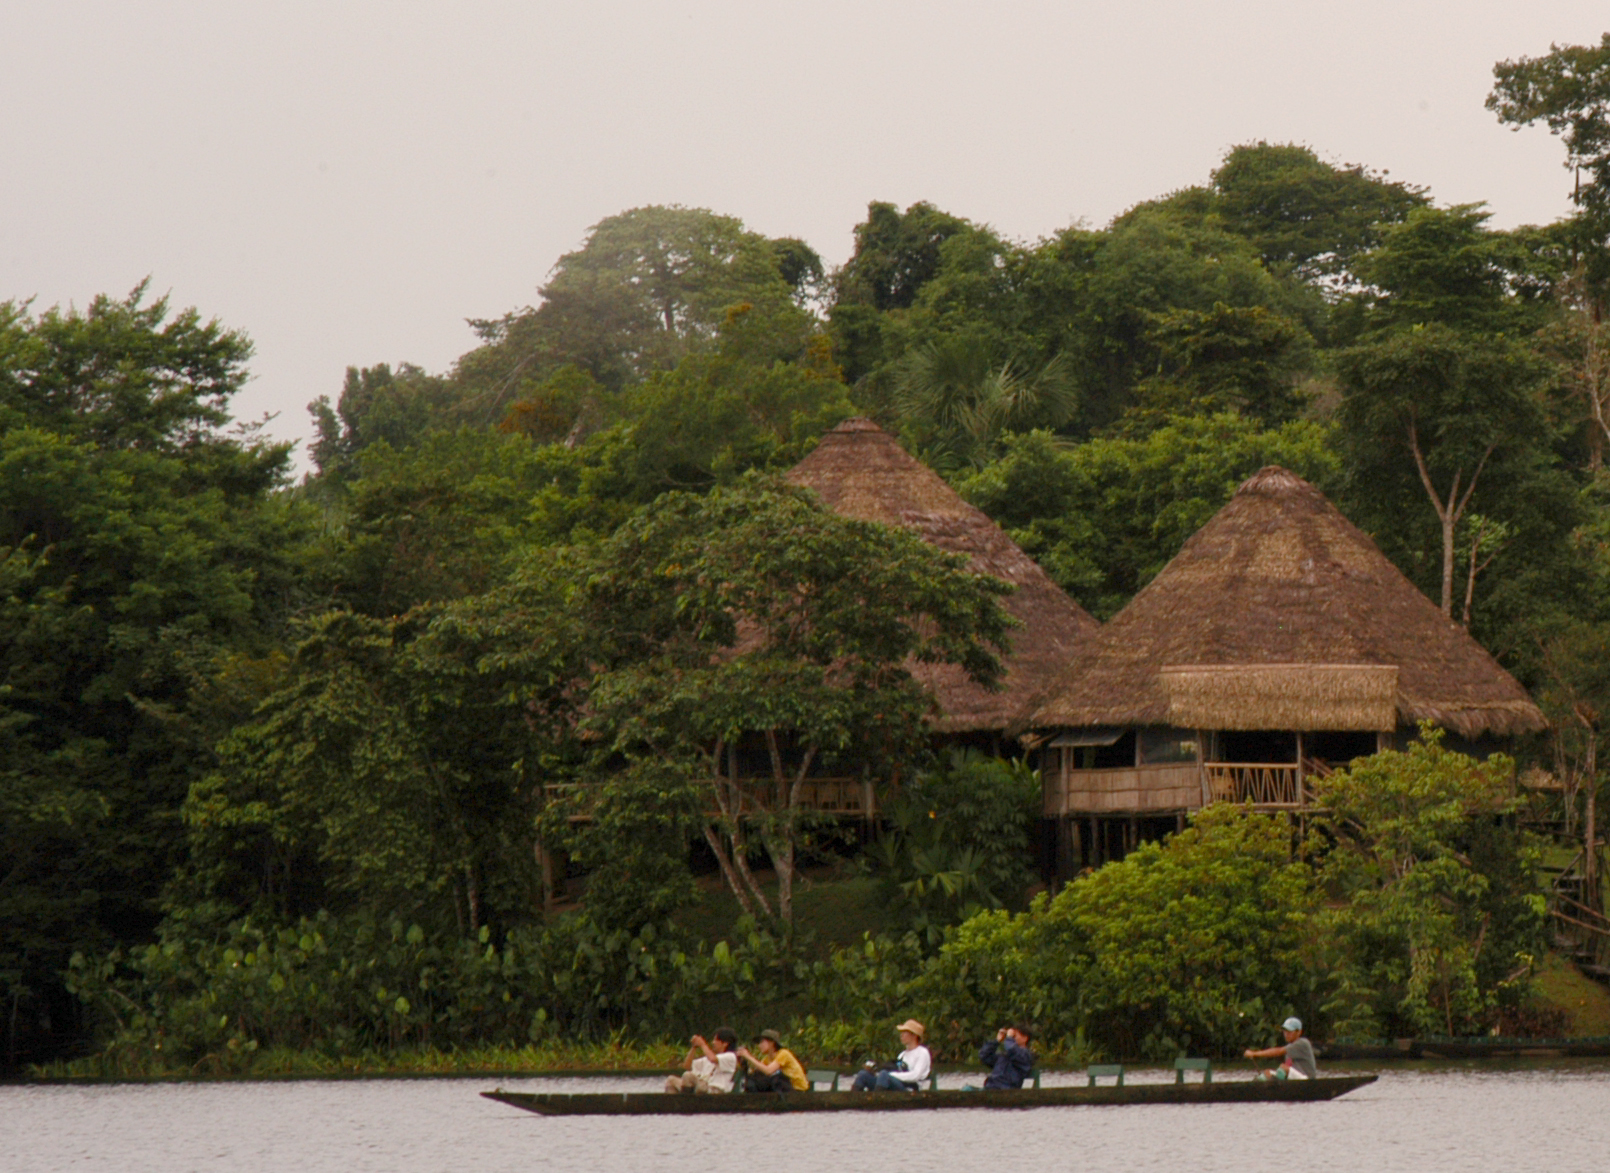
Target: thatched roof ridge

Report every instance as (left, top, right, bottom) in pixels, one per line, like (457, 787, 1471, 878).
(1026, 466, 1546, 739)
(788, 418, 1097, 732)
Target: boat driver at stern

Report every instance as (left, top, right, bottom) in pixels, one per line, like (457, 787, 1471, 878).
(1245, 1016, 1318, 1081)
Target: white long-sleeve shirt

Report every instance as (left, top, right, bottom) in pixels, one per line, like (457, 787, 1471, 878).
(894, 1045, 931, 1087)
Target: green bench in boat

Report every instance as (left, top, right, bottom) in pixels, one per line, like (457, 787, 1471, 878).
(1175, 1057, 1211, 1084)
(1087, 1064, 1124, 1087)
(807, 1069, 840, 1092)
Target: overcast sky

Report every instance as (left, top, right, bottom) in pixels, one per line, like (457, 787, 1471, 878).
(3, 3, 1606, 466)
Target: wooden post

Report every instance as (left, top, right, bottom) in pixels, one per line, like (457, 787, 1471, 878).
(1296, 731, 1306, 809)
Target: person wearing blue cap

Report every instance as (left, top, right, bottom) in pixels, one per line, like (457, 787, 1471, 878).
(1244, 1017, 1317, 1080)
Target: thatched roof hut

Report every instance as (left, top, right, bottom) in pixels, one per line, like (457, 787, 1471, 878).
(1026, 466, 1545, 739)
(788, 418, 1098, 733)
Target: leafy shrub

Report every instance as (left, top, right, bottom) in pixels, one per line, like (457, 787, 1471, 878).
(868, 750, 1040, 943)
(1313, 727, 1548, 1039)
(65, 905, 785, 1074)
(910, 804, 1320, 1060)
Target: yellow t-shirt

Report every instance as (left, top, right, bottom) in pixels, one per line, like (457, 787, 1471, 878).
(774, 1048, 808, 1091)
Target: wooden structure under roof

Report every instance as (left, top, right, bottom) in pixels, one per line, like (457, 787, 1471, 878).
(1021, 466, 1547, 874)
(720, 418, 1100, 819)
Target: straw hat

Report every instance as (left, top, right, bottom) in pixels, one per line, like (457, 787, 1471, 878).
(896, 1019, 925, 1041)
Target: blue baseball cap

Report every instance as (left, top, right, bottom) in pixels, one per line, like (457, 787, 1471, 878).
(1282, 1017, 1303, 1032)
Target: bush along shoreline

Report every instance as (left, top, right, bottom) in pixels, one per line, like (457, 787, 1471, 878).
(43, 738, 1562, 1081)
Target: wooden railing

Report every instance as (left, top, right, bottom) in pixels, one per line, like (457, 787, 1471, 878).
(1203, 762, 1303, 807)
(561, 776, 876, 822)
(717, 776, 876, 817)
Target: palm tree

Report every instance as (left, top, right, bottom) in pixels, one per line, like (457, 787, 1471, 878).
(893, 338, 1077, 469)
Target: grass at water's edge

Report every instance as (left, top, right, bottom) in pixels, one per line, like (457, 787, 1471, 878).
(1532, 952, 1610, 1036)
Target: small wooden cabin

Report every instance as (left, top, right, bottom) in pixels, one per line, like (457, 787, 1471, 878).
(1022, 466, 1547, 876)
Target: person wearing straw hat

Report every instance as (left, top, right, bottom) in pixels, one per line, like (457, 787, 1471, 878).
(850, 1019, 932, 1092)
(1244, 1016, 1318, 1080)
(736, 1029, 808, 1093)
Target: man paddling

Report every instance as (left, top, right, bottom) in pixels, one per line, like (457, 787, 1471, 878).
(1245, 1016, 1318, 1080)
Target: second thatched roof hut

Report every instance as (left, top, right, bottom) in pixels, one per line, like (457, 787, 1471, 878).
(787, 418, 1098, 736)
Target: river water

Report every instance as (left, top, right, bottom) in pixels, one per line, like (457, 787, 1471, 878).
(5, 1063, 1608, 1173)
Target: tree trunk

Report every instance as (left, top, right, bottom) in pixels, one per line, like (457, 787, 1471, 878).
(465, 862, 481, 933)
(775, 835, 795, 924)
(703, 824, 755, 917)
(1586, 729, 1599, 909)
(1407, 420, 1493, 619)
(535, 836, 557, 916)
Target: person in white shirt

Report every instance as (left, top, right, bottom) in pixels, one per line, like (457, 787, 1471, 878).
(665, 1027, 739, 1093)
(850, 1018, 932, 1092)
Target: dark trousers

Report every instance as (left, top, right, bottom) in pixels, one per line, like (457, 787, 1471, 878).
(851, 1070, 914, 1092)
(744, 1070, 794, 1093)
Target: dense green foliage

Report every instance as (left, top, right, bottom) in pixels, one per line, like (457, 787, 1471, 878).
(869, 751, 1041, 943)
(1314, 729, 1547, 1039)
(10, 42, 1610, 1071)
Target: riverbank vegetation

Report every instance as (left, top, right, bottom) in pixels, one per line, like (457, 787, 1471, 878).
(7, 37, 1610, 1074)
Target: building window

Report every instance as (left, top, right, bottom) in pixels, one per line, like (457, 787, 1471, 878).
(1139, 727, 1198, 765)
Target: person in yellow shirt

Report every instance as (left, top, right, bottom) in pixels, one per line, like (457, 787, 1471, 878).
(736, 1029, 809, 1093)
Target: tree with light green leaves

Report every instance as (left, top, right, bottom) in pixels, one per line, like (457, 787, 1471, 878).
(579, 474, 1013, 924)
(460, 205, 816, 396)
(1312, 727, 1546, 1039)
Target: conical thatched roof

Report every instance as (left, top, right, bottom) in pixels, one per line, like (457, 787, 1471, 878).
(788, 418, 1098, 733)
(1026, 466, 1546, 739)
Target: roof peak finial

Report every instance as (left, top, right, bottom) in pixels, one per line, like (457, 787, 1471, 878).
(1235, 466, 1309, 496)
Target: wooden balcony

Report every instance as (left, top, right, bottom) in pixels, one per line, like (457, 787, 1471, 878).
(1044, 763, 1203, 816)
(1046, 760, 1320, 816)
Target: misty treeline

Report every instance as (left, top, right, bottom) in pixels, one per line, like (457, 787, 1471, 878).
(5, 38, 1610, 1071)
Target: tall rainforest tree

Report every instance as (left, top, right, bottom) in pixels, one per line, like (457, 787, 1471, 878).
(0, 284, 308, 1068)
(1491, 37, 1610, 466)
(1336, 205, 1559, 622)
(457, 206, 817, 402)
(1335, 325, 1550, 619)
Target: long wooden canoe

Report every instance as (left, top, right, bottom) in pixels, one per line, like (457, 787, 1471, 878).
(482, 1075, 1376, 1115)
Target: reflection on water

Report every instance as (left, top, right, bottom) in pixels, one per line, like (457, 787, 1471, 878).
(5, 1063, 1609, 1173)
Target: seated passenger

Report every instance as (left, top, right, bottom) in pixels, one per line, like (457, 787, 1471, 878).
(664, 1027, 739, 1094)
(735, 1029, 809, 1093)
(1244, 1016, 1318, 1080)
(977, 1024, 1035, 1090)
(850, 1019, 931, 1092)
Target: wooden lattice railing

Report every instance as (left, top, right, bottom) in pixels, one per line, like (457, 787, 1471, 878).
(1203, 762, 1303, 807)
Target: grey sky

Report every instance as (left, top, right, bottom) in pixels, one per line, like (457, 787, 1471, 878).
(3, 3, 1605, 465)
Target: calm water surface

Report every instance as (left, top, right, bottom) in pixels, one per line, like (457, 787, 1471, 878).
(5, 1063, 1608, 1173)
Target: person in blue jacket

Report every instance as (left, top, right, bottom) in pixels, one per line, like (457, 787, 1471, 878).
(977, 1024, 1034, 1089)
